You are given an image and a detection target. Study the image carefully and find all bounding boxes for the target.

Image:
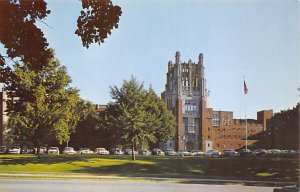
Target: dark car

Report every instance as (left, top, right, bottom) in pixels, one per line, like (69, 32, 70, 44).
(238, 149, 252, 157)
(0, 146, 7, 154)
(253, 149, 267, 156)
(223, 149, 238, 157)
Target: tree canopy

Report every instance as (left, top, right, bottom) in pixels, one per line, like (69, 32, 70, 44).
(0, 0, 122, 83)
(103, 77, 175, 160)
(5, 50, 83, 157)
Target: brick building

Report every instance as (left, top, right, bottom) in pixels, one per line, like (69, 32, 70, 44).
(161, 52, 273, 152)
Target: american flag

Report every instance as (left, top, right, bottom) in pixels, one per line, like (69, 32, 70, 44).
(244, 81, 248, 94)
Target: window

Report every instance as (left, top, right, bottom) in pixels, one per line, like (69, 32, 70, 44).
(208, 135, 210, 139)
(230, 144, 233, 149)
(208, 127, 210, 131)
(184, 100, 197, 112)
(208, 143, 210, 147)
(217, 144, 220, 148)
(212, 112, 220, 126)
(238, 144, 241, 148)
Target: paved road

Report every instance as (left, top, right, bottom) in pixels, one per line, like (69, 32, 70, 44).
(0, 179, 276, 192)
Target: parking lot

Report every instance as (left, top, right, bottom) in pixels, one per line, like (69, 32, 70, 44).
(1, 145, 298, 158)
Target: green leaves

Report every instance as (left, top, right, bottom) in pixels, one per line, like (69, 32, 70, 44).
(104, 77, 175, 149)
(5, 51, 82, 148)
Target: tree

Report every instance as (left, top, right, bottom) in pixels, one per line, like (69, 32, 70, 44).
(0, 0, 122, 83)
(268, 104, 299, 150)
(69, 101, 100, 150)
(104, 77, 175, 160)
(4, 50, 82, 157)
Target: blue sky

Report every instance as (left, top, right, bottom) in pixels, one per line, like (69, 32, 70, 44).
(3, 0, 300, 119)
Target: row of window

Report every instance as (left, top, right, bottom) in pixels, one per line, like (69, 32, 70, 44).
(215, 127, 262, 133)
(216, 134, 246, 139)
(216, 143, 242, 149)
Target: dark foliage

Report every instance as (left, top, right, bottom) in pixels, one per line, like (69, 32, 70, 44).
(76, 0, 122, 48)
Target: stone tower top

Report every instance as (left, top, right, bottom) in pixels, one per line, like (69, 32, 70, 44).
(175, 51, 180, 64)
(199, 53, 203, 65)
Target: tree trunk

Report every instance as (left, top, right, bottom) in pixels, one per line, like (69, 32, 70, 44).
(37, 145, 41, 159)
(131, 138, 135, 161)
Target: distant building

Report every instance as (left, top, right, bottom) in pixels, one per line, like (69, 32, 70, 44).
(0, 90, 8, 145)
(161, 52, 273, 152)
(94, 104, 107, 113)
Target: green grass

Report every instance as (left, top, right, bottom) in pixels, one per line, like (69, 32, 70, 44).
(0, 154, 298, 182)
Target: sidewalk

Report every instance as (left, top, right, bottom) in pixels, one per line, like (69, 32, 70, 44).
(0, 173, 297, 187)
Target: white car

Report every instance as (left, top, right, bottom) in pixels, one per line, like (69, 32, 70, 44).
(206, 150, 221, 157)
(152, 148, 164, 155)
(112, 148, 123, 155)
(139, 149, 151, 155)
(177, 150, 191, 156)
(63, 147, 76, 155)
(165, 149, 177, 156)
(48, 147, 59, 155)
(191, 150, 205, 156)
(8, 146, 21, 154)
(79, 148, 94, 155)
(95, 148, 109, 155)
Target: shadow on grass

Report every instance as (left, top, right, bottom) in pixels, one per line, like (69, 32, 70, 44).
(71, 156, 299, 183)
(0, 154, 102, 165)
(0, 155, 299, 185)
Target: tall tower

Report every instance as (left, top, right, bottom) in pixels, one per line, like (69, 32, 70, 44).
(161, 52, 208, 151)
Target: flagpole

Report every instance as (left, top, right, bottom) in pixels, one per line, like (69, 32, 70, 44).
(244, 76, 248, 150)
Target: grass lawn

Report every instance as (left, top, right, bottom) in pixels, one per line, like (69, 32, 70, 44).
(0, 154, 298, 182)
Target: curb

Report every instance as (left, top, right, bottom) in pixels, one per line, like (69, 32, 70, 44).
(0, 173, 297, 186)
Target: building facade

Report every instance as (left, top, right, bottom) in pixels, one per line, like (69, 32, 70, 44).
(161, 51, 208, 151)
(161, 52, 273, 152)
(0, 90, 8, 146)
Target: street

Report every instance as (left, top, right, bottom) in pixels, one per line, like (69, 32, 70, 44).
(0, 179, 276, 192)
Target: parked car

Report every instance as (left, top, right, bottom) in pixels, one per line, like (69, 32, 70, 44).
(95, 148, 109, 155)
(191, 150, 205, 156)
(48, 147, 59, 155)
(124, 148, 135, 155)
(139, 149, 151, 155)
(206, 150, 221, 157)
(22, 147, 35, 154)
(39, 147, 47, 154)
(238, 149, 252, 157)
(165, 149, 177, 156)
(8, 146, 21, 154)
(0, 146, 7, 154)
(223, 149, 238, 157)
(267, 149, 281, 155)
(79, 148, 93, 155)
(111, 148, 123, 155)
(177, 150, 191, 156)
(151, 148, 164, 155)
(63, 147, 76, 155)
(253, 149, 267, 156)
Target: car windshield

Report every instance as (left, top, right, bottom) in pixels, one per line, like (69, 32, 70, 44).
(49, 147, 57, 150)
(65, 147, 73, 150)
(81, 148, 90, 150)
